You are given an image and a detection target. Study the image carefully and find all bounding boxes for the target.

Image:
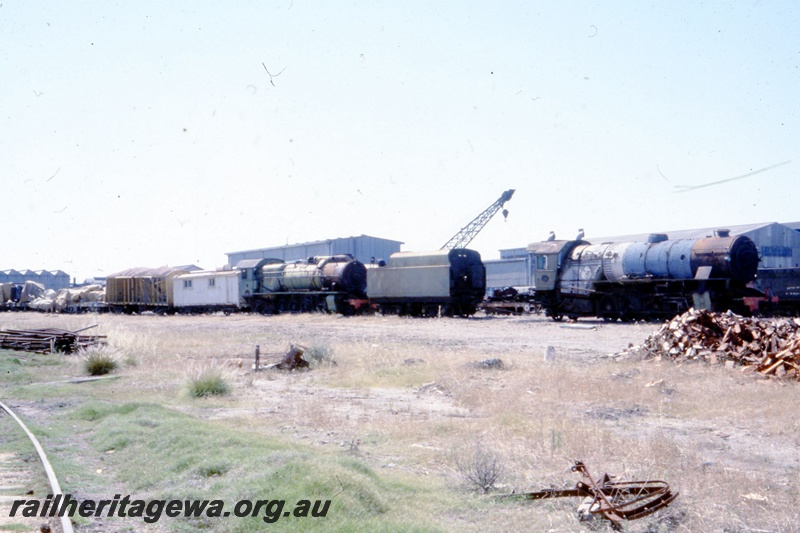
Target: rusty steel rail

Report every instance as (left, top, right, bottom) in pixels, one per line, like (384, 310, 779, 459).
(0, 400, 74, 533)
(500, 460, 678, 529)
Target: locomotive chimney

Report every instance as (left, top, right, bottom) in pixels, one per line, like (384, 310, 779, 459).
(714, 228, 731, 238)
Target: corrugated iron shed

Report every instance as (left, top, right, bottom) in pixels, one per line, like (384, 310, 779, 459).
(0, 268, 70, 290)
(227, 235, 404, 266)
(484, 257, 530, 289)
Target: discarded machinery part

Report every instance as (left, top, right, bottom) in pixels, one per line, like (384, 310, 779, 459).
(499, 460, 678, 529)
(254, 344, 310, 371)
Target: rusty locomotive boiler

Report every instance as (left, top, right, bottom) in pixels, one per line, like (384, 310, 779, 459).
(527, 230, 761, 321)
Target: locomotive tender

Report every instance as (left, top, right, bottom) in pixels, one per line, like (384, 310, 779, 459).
(367, 248, 486, 316)
(527, 230, 761, 321)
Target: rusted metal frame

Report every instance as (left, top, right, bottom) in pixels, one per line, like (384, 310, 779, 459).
(502, 461, 677, 528)
(573, 461, 677, 525)
(573, 462, 624, 525)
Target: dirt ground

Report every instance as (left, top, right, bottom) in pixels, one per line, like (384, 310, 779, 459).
(2, 311, 800, 532)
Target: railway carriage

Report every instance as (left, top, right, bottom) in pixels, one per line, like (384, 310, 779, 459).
(173, 269, 242, 314)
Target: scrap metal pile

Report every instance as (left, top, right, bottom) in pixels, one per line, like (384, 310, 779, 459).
(628, 308, 800, 379)
(0, 326, 107, 354)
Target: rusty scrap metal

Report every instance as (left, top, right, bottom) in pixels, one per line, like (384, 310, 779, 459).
(254, 344, 310, 371)
(0, 326, 106, 354)
(501, 461, 678, 529)
(276, 345, 309, 370)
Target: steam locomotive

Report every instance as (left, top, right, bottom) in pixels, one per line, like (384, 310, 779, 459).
(237, 255, 368, 315)
(527, 230, 762, 321)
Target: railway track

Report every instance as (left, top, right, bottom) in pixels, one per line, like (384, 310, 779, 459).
(0, 400, 73, 533)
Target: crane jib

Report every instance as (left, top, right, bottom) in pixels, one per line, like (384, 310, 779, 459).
(441, 189, 515, 250)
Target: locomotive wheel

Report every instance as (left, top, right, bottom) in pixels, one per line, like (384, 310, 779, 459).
(337, 298, 356, 316)
(619, 294, 641, 322)
(379, 304, 399, 316)
(598, 296, 619, 322)
(260, 301, 277, 315)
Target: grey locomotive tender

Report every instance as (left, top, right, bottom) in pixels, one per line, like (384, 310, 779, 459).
(367, 248, 487, 316)
(367, 248, 486, 316)
(527, 230, 761, 321)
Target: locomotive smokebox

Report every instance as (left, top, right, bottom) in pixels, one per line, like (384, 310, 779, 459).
(691, 235, 759, 283)
(322, 259, 367, 297)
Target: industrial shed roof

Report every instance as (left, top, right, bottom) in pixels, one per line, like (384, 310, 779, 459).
(32, 269, 69, 276)
(234, 258, 284, 269)
(227, 234, 404, 255)
(175, 269, 240, 279)
(106, 265, 200, 278)
(585, 222, 777, 244)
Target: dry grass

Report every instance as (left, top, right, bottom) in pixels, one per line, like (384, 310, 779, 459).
(3, 312, 800, 531)
(187, 366, 230, 397)
(82, 347, 118, 375)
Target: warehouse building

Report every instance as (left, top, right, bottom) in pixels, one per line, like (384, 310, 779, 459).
(485, 221, 800, 292)
(483, 256, 529, 289)
(0, 269, 70, 291)
(226, 235, 404, 267)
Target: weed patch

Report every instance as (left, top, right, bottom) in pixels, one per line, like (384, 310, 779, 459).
(188, 368, 230, 398)
(83, 348, 118, 375)
(452, 440, 505, 493)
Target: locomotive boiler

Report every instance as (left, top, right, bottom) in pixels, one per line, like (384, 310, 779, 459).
(527, 231, 761, 321)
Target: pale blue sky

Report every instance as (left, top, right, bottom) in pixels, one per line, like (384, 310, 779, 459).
(2, 1, 797, 281)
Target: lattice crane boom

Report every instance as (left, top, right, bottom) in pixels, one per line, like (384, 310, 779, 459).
(441, 189, 515, 250)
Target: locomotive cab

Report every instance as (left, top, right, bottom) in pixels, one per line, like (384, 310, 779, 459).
(234, 258, 284, 305)
(527, 240, 581, 291)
